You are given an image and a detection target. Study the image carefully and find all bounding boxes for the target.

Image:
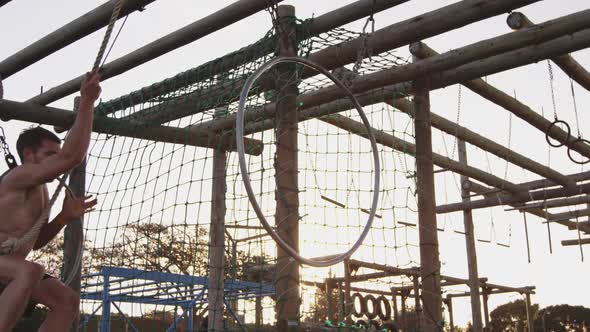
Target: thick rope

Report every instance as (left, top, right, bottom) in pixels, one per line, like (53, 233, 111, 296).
(92, 0, 126, 71)
(0, 175, 69, 255)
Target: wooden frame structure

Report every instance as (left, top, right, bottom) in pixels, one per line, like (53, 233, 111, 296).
(2, 0, 589, 331)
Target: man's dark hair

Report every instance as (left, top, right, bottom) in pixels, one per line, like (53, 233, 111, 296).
(16, 126, 61, 161)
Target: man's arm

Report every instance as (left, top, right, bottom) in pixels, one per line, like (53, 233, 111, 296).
(33, 213, 69, 250)
(34, 190, 97, 250)
(2, 72, 101, 191)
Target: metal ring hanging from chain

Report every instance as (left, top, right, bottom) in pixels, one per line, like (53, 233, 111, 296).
(567, 137, 590, 165)
(545, 118, 571, 148)
(235, 56, 381, 267)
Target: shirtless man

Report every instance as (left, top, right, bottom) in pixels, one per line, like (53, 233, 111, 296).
(0, 72, 101, 331)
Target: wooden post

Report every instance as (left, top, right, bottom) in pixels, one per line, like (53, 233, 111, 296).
(482, 288, 490, 329)
(458, 139, 484, 332)
(208, 109, 227, 332)
(337, 282, 344, 322)
(255, 296, 263, 329)
(343, 259, 352, 324)
(412, 276, 423, 330)
(326, 281, 334, 322)
(275, 5, 300, 331)
(392, 292, 398, 322)
(507, 12, 590, 92)
(63, 97, 84, 332)
(400, 291, 407, 332)
(413, 53, 443, 330)
(525, 293, 534, 332)
(446, 296, 454, 332)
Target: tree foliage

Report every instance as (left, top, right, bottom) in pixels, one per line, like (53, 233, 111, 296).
(534, 304, 590, 332)
(489, 299, 538, 332)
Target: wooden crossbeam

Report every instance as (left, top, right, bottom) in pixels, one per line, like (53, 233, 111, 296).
(0, 0, 156, 79)
(27, 0, 286, 105)
(0, 99, 263, 155)
(508, 12, 590, 92)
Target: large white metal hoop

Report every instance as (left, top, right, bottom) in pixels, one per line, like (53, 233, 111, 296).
(235, 56, 380, 267)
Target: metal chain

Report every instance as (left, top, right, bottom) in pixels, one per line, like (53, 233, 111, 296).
(0, 127, 17, 169)
(569, 78, 582, 138)
(449, 85, 462, 160)
(265, 0, 281, 35)
(349, 0, 377, 86)
(547, 60, 558, 120)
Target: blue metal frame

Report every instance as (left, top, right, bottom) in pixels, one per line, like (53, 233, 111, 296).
(80, 266, 274, 332)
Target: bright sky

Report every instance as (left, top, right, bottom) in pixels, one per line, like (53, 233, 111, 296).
(1, 0, 589, 328)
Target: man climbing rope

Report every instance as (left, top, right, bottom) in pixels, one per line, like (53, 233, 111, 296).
(0, 71, 101, 331)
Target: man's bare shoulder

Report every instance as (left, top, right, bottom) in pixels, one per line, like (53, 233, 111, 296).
(0, 164, 40, 193)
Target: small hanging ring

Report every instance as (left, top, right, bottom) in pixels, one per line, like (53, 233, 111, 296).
(567, 137, 590, 165)
(545, 119, 571, 148)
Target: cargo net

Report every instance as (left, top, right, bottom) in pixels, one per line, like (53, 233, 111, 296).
(33, 23, 423, 331)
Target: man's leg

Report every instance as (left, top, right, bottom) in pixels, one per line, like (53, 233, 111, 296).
(31, 276, 80, 332)
(0, 256, 45, 330)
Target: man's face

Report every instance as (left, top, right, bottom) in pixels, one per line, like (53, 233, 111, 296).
(28, 140, 61, 164)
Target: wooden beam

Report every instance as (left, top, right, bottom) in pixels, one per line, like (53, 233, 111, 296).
(304, 0, 541, 78)
(27, 0, 285, 105)
(320, 113, 522, 192)
(392, 98, 574, 187)
(343, 260, 352, 324)
(191, 9, 590, 137)
(274, 6, 300, 331)
(0, 0, 156, 79)
(458, 140, 484, 332)
(525, 293, 534, 332)
(0, 99, 263, 154)
(466, 181, 590, 234)
(153, 0, 541, 124)
(97, 0, 409, 115)
(208, 109, 227, 332)
(437, 182, 590, 214)
(545, 207, 590, 223)
(561, 238, 590, 246)
(512, 194, 590, 210)
(413, 68, 442, 329)
(347, 259, 419, 276)
(62, 97, 84, 329)
(304, 0, 409, 37)
(508, 12, 590, 92)
(448, 287, 535, 298)
(410, 38, 590, 160)
(512, 171, 590, 192)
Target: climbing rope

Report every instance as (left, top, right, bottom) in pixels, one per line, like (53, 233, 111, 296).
(93, 0, 126, 71)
